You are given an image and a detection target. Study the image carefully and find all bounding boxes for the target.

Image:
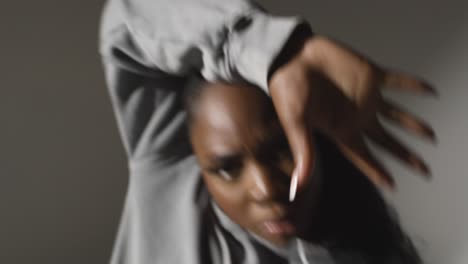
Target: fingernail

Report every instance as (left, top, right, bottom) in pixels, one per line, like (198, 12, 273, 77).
(387, 179, 396, 191)
(289, 170, 298, 202)
(289, 172, 298, 202)
(416, 160, 430, 176)
(425, 128, 437, 145)
(423, 81, 439, 97)
(420, 163, 432, 179)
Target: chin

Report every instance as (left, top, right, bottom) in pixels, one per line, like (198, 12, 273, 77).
(255, 221, 297, 247)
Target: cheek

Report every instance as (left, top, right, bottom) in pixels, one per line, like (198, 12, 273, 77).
(271, 156, 294, 190)
(202, 174, 251, 224)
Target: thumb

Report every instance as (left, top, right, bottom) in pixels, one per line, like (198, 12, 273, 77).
(283, 121, 315, 201)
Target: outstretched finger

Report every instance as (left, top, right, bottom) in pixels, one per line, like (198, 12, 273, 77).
(337, 135, 395, 190)
(379, 99, 437, 143)
(383, 71, 438, 96)
(281, 119, 316, 201)
(366, 120, 431, 178)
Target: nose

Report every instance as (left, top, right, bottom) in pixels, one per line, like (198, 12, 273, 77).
(246, 163, 280, 203)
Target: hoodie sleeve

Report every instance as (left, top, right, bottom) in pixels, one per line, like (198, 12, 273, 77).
(99, 0, 309, 92)
(99, 0, 311, 161)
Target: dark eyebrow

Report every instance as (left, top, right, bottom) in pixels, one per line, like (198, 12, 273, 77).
(205, 153, 243, 169)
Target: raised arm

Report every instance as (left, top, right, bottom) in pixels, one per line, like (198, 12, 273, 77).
(99, 0, 310, 162)
(100, 0, 308, 89)
(100, 0, 437, 192)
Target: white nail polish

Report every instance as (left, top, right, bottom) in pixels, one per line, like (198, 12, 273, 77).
(289, 170, 298, 202)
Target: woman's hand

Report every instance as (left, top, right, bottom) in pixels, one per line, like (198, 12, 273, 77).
(269, 35, 437, 197)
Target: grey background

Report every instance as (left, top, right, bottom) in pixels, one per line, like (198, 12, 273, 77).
(0, 0, 466, 263)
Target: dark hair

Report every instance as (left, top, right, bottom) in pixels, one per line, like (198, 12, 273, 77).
(184, 79, 422, 263)
(183, 74, 209, 128)
(183, 74, 261, 129)
(311, 133, 422, 263)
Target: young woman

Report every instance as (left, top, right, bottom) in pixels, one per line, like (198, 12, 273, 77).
(100, 1, 435, 262)
(184, 80, 422, 263)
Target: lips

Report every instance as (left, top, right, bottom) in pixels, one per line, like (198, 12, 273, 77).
(262, 219, 296, 236)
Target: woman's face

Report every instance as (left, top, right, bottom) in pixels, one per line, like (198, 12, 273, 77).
(190, 83, 320, 246)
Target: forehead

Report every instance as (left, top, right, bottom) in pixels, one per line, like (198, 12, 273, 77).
(191, 83, 281, 155)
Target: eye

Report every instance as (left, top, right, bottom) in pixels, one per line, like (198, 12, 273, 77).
(277, 152, 294, 172)
(205, 154, 243, 182)
(218, 169, 234, 181)
(277, 148, 293, 162)
(208, 165, 241, 182)
(266, 138, 293, 163)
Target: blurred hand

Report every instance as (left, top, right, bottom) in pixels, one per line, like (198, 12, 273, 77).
(269, 35, 437, 194)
